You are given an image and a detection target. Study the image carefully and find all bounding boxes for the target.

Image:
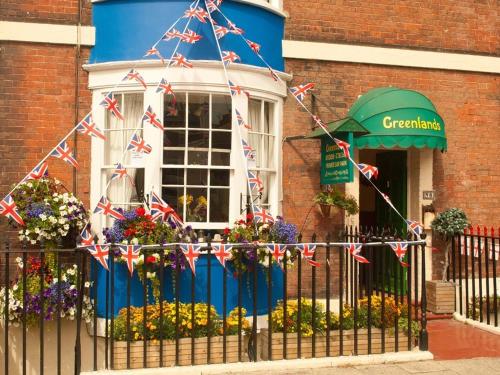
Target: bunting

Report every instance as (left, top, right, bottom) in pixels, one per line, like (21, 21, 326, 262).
(170, 53, 193, 68)
(290, 83, 315, 102)
(182, 29, 203, 44)
(22, 162, 48, 182)
(79, 224, 95, 247)
(150, 191, 183, 227)
(118, 245, 141, 276)
(222, 50, 240, 66)
(100, 92, 124, 121)
(357, 163, 378, 180)
(93, 196, 125, 221)
(344, 243, 369, 264)
(247, 171, 263, 192)
(127, 134, 152, 154)
(266, 243, 286, 264)
(296, 243, 320, 267)
(87, 245, 110, 271)
(76, 113, 106, 140)
(212, 244, 232, 267)
(110, 163, 129, 181)
(406, 220, 423, 236)
(241, 139, 256, 160)
(235, 109, 251, 129)
(144, 47, 164, 64)
(142, 105, 164, 131)
(253, 205, 274, 224)
(163, 28, 184, 41)
(0, 194, 24, 226)
(123, 69, 147, 89)
(50, 141, 79, 168)
(333, 138, 350, 159)
(388, 242, 409, 267)
(180, 244, 201, 274)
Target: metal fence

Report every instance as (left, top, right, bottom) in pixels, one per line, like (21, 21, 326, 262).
(0, 233, 428, 374)
(450, 227, 499, 326)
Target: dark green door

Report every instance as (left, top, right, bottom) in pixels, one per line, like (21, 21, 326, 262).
(374, 151, 407, 295)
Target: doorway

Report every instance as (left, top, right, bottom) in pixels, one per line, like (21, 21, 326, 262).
(359, 149, 408, 294)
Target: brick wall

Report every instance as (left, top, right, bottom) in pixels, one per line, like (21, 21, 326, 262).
(283, 58, 499, 288)
(0, 0, 92, 25)
(283, 0, 499, 55)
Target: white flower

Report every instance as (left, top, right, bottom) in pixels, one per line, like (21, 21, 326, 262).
(59, 205, 67, 211)
(131, 238, 139, 245)
(25, 229, 30, 235)
(49, 216, 57, 224)
(12, 284, 18, 291)
(58, 218, 66, 224)
(60, 211, 67, 216)
(63, 224, 69, 230)
(84, 281, 90, 288)
(40, 214, 47, 221)
(34, 228, 40, 234)
(147, 272, 156, 279)
(62, 274, 67, 282)
(30, 240, 36, 245)
(67, 269, 75, 276)
(52, 278, 58, 284)
(27, 182, 33, 188)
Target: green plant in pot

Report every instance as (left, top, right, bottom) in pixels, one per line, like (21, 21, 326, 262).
(313, 188, 359, 218)
(431, 208, 469, 281)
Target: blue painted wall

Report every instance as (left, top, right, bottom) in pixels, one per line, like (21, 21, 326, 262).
(90, 0, 284, 71)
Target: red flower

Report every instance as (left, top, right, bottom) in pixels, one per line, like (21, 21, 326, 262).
(146, 256, 156, 264)
(246, 213, 254, 222)
(135, 207, 146, 216)
(124, 229, 132, 237)
(223, 227, 230, 235)
(145, 214, 153, 221)
(238, 219, 245, 224)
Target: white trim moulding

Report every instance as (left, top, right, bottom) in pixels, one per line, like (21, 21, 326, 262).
(0, 21, 95, 46)
(283, 40, 500, 74)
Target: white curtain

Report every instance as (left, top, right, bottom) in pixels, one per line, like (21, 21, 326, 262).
(107, 93, 143, 206)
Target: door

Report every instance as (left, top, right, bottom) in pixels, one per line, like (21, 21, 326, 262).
(374, 151, 407, 295)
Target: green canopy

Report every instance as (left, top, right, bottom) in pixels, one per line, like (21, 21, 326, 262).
(348, 87, 447, 151)
(305, 117, 369, 139)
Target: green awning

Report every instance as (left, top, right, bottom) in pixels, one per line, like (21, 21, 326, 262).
(348, 87, 447, 151)
(305, 117, 370, 139)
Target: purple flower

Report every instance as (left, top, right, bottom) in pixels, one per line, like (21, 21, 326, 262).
(270, 218, 298, 244)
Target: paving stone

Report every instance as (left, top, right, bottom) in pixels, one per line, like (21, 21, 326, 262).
(437, 358, 500, 375)
(396, 360, 448, 373)
(312, 367, 362, 375)
(353, 364, 406, 375)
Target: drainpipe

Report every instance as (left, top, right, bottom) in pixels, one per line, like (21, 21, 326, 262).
(73, 0, 82, 194)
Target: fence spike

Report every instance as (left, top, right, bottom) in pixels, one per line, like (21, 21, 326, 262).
(484, 226, 488, 236)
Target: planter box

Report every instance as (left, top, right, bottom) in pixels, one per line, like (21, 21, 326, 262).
(112, 335, 248, 370)
(261, 329, 413, 360)
(426, 280, 456, 314)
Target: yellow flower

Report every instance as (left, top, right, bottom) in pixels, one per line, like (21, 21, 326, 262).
(179, 194, 193, 206)
(197, 196, 207, 207)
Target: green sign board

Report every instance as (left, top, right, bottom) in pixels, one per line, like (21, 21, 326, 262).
(320, 134, 353, 185)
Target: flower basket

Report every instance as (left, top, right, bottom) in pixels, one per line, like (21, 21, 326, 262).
(317, 204, 341, 218)
(426, 280, 456, 314)
(112, 335, 249, 369)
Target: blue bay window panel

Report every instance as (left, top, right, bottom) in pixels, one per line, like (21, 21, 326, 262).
(90, 0, 285, 71)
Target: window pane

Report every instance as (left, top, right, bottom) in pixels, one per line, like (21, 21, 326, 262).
(105, 167, 145, 204)
(164, 93, 186, 128)
(188, 151, 208, 165)
(162, 187, 184, 220)
(185, 188, 207, 222)
(248, 133, 261, 168)
(105, 131, 122, 165)
(212, 95, 231, 130)
(163, 150, 184, 165)
(187, 169, 208, 186)
(212, 152, 230, 166)
(164, 130, 185, 147)
(263, 136, 275, 169)
(162, 168, 184, 185)
(249, 99, 261, 132)
(209, 189, 229, 222)
(188, 94, 209, 129)
(188, 130, 209, 148)
(212, 131, 231, 149)
(264, 101, 274, 134)
(210, 170, 229, 186)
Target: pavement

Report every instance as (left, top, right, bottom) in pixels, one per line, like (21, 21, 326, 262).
(223, 358, 500, 375)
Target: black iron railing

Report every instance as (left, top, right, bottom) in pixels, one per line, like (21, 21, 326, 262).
(0, 232, 428, 374)
(450, 227, 499, 327)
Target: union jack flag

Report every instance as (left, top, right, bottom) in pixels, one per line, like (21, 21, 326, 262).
(296, 243, 320, 267)
(150, 191, 183, 227)
(100, 92, 124, 121)
(170, 53, 193, 68)
(118, 245, 141, 276)
(180, 244, 201, 275)
(22, 161, 48, 182)
(156, 77, 176, 99)
(245, 39, 261, 54)
(122, 69, 147, 89)
(76, 113, 106, 140)
(79, 224, 95, 247)
(93, 196, 125, 221)
(162, 28, 184, 41)
(222, 50, 240, 66)
(268, 67, 279, 81)
(87, 245, 110, 271)
(357, 163, 378, 180)
(388, 242, 409, 267)
(181, 29, 203, 44)
(290, 82, 315, 102)
(312, 115, 329, 133)
(228, 81, 248, 97)
(247, 171, 263, 192)
(50, 141, 79, 168)
(183, 7, 208, 23)
(127, 133, 152, 154)
(241, 139, 256, 160)
(228, 21, 244, 35)
(212, 244, 232, 267)
(144, 47, 164, 64)
(216, 0, 223, 5)
(142, 105, 164, 131)
(343, 243, 369, 264)
(110, 162, 129, 181)
(0, 194, 24, 226)
(334, 138, 350, 159)
(406, 220, 423, 236)
(214, 25, 229, 39)
(253, 205, 274, 224)
(206, 0, 219, 13)
(266, 243, 287, 264)
(235, 109, 251, 129)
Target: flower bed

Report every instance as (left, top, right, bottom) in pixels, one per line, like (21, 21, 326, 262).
(111, 302, 250, 369)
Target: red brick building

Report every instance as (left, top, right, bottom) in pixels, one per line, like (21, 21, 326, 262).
(1, 0, 499, 285)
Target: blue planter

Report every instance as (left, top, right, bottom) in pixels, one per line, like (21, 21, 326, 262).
(92, 254, 283, 317)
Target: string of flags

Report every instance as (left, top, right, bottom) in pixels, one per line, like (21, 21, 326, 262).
(0, 0, 423, 275)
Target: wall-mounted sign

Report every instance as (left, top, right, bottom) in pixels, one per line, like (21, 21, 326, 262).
(320, 135, 353, 185)
(423, 190, 435, 200)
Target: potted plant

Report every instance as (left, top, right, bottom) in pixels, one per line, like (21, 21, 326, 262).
(427, 208, 469, 314)
(313, 188, 359, 218)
